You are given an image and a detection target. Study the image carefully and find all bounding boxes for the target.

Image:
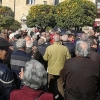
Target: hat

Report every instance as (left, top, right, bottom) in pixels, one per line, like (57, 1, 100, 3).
(0, 37, 12, 48)
(14, 34, 21, 39)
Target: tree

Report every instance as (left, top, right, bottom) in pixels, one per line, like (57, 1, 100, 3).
(0, 5, 14, 29)
(10, 20, 21, 31)
(55, 0, 97, 29)
(26, 4, 56, 29)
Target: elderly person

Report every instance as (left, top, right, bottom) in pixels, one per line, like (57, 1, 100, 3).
(43, 34, 71, 100)
(10, 39, 31, 88)
(24, 36, 33, 54)
(62, 34, 75, 58)
(0, 37, 15, 100)
(10, 59, 54, 100)
(37, 38, 46, 56)
(60, 40, 100, 100)
(80, 33, 89, 41)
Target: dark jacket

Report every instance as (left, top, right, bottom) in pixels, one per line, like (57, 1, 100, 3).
(60, 57, 100, 100)
(37, 44, 46, 56)
(11, 50, 31, 88)
(32, 50, 47, 70)
(44, 42, 51, 48)
(0, 62, 15, 100)
(11, 50, 31, 76)
(89, 47, 100, 66)
(10, 86, 54, 100)
(62, 41, 75, 58)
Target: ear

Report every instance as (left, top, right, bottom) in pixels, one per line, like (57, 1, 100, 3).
(19, 68, 24, 79)
(0, 50, 6, 60)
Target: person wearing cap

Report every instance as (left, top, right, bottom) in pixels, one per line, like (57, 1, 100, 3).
(0, 37, 15, 100)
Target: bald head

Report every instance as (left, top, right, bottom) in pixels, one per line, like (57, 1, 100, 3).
(24, 36, 31, 41)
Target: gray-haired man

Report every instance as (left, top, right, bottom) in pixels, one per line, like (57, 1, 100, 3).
(60, 40, 100, 100)
(10, 39, 31, 88)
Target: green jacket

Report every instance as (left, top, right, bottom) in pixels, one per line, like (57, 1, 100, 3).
(43, 42, 71, 75)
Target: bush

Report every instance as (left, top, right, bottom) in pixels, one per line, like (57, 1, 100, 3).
(0, 5, 14, 29)
(27, 5, 56, 30)
(55, 0, 96, 29)
(10, 20, 21, 31)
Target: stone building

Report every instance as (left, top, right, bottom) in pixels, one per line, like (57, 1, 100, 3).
(0, 0, 100, 27)
(1, 0, 64, 22)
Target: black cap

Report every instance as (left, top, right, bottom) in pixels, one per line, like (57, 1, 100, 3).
(0, 37, 12, 48)
(14, 34, 21, 39)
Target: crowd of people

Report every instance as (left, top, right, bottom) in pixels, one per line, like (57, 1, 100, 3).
(0, 27, 100, 100)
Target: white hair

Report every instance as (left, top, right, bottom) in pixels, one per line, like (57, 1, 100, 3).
(75, 40, 90, 57)
(62, 34, 68, 41)
(23, 59, 47, 89)
(16, 39, 26, 49)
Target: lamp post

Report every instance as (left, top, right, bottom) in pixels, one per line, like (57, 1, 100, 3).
(14, 0, 16, 18)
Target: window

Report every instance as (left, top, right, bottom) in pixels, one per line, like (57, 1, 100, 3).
(53, 0, 59, 5)
(0, 0, 2, 4)
(26, 0, 35, 4)
(43, 1, 47, 4)
(97, 1, 100, 8)
(96, 0, 100, 13)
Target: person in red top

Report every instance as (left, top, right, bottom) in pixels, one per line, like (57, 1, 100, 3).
(10, 59, 54, 100)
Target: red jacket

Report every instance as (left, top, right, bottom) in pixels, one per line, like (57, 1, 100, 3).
(10, 86, 54, 100)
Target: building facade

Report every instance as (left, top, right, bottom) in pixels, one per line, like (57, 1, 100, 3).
(1, 0, 64, 22)
(0, 0, 99, 26)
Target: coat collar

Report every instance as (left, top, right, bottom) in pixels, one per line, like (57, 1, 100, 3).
(53, 42, 61, 45)
(21, 86, 42, 92)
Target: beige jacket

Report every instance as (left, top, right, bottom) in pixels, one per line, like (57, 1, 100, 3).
(43, 42, 71, 75)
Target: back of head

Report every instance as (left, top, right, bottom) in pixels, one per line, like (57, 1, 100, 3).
(24, 36, 31, 41)
(62, 34, 68, 41)
(80, 33, 89, 41)
(65, 30, 71, 35)
(75, 40, 90, 57)
(23, 59, 47, 89)
(26, 40, 33, 48)
(38, 38, 45, 45)
(53, 34, 60, 42)
(16, 39, 26, 49)
(88, 36, 97, 45)
(46, 36, 50, 42)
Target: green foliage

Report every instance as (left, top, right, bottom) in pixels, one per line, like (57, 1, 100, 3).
(0, 5, 14, 29)
(55, 0, 96, 29)
(45, 26, 52, 32)
(27, 0, 96, 29)
(10, 20, 21, 31)
(27, 4, 56, 29)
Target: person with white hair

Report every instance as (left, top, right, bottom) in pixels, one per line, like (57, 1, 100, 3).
(80, 33, 89, 41)
(10, 59, 54, 100)
(10, 39, 31, 88)
(62, 34, 75, 57)
(43, 34, 71, 100)
(31, 34, 38, 47)
(24, 36, 33, 54)
(60, 40, 100, 100)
